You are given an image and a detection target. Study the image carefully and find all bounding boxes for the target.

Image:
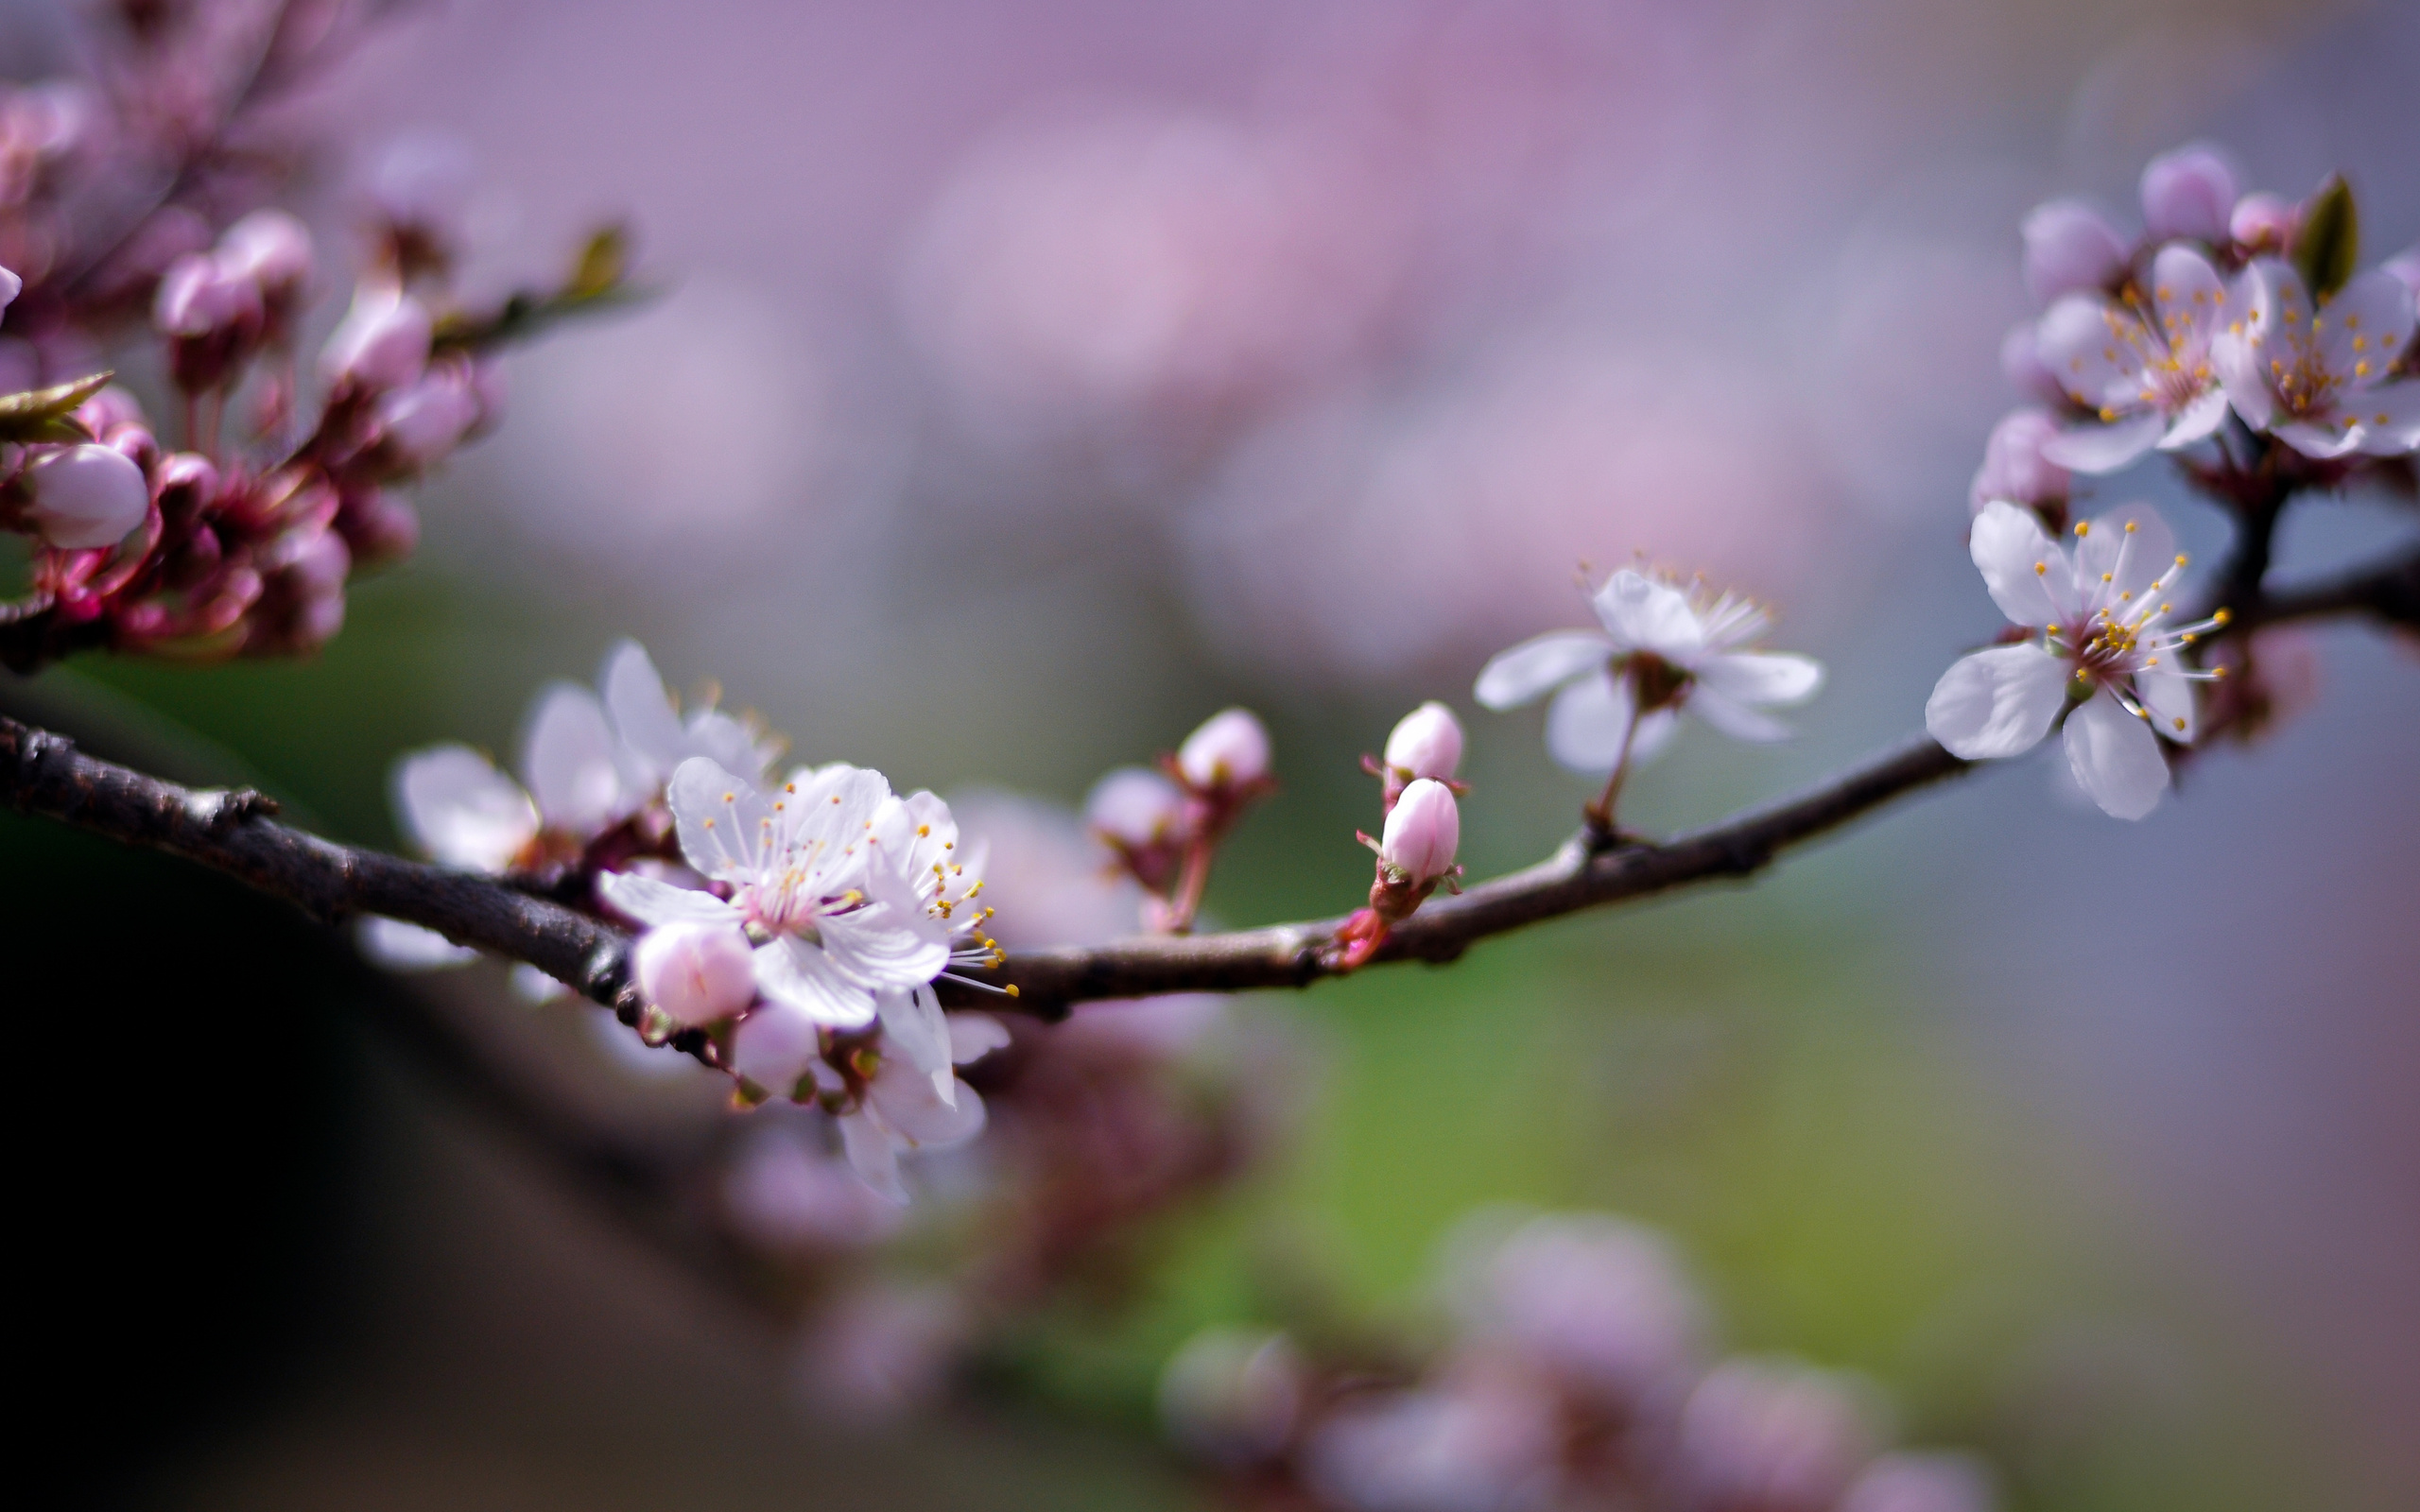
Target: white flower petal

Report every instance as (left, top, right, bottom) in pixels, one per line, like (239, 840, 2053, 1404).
(2063, 686, 2169, 819)
(876, 986, 958, 1105)
(668, 757, 776, 883)
(2034, 294, 2150, 411)
(2041, 411, 2165, 474)
(2148, 243, 2230, 350)
(1590, 571, 1705, 660)
(357, 916, 477, 969)
(600, 639, 689, 782)
(867, 1059, 987, 1148)
(731, 997, 825, 1094)
(2346, 380, 2420, 455)
(2314, 268, 2415, 385)
(1474, 631, 1614, 710)
(1628, 709, 1680, 766)
(1696, 650, 1824, 709)
(821, 862, 952, 993)
(683, 709, 774, 785)
(2156, 387, 2231, 450)
(2271, 417, 2363, 460)
(2213, 328, 2275, 431)
(755, 935, 878, 1029)
(1544, 669, 1635, 773)
(839, 1110, 908, 1204)
(1925, 645, 2067, 760)
(1687, 687, 1793, 743)
(392, 745, 539, 871)
(1968, 501, 2068, 627)
(948, 1012, 1011, 1065)
(2076, 504, 2177, 603)
(2135, 666, 2197, 745)
(596, 868, 743, 928)
(521, 683, 627, 835)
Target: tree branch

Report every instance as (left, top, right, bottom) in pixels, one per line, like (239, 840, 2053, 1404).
(2, 542, 2411, 1027)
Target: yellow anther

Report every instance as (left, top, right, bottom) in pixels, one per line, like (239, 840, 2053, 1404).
(2124, 521, 2137, 533)
(703, 818, 717, 830)
(2034, 562, 2048, 576)
(2172, 717, 2187, 731)
(1005, 985, 1020, 999)
(2075, 522, 2090, 537)
(2212, 664, 2228, 679)
(723, 792, 735, 802)
(785, 782, 796, 794)
(2211, 608, 2231, 626)
(2101, 572, 2113, 583)
(2173, 554, 2187, 566)
(916, 824, 930, 837)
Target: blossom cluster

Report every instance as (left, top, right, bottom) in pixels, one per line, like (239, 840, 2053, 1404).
(1159, 1211, 1995, 1512)
(1086, 705, 1279, 932)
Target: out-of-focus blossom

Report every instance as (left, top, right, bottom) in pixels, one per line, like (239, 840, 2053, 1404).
(2034, 245, 2235, 472)
(632, 918, 757, 1027)
(2138, 145, 2236, 245)
(1303, 1362, 1565, 1512)
(1997, 322, 2068, 407)
(372, 357, 486, 471)
(1179, 706, 1273, 792)
(1087, 765, 1188, 861)
(2020, 199, 2127, 306)
(602, 759, 947, 1039)
(1378, 778, 1461, 887)
(2381, 247, 2420, 303)
(722, 1125, 903, 1250)
(598, 637, 780, 791)
(1669, 1358, 1880, 1512)
(1158, 1327, 1305, 1469)
(834, 1019, 997, 1202)
(958, 789, 1146, 950)
(1927, 502, 2221, 819)
(1476, 570, 1823, 772)
(363, 132, 475, 275)
(798, 1282, 966, 1424)
(17, 442, 148, 549)
(2228, 193, 2297, 256)
(392, 744, 544, 872)
(1450, 1211, 1705, 1415)
(1838, 1452, 1998, 1512)
(3, 264, 24, 315)
(1968, 408, 2070, 519)
(320, 282, 432, 394)
(218, 210, 313, 302)
(2214, 259, 2418, 458)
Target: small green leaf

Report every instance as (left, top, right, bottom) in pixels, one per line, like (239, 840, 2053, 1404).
(2292, 173, 2359, 298)
(0, 369, 113, 442)
(566, 225, 629, 301)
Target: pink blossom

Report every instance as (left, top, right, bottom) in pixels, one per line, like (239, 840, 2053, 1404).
(1178, 707, 1272, 791)
(1383, 701, 1464, 783)
(1968, 408, 2069, 516)
(2033, 244, 2236, 473)
(1158, 1328, 1305, 1469)
(1997, 321, 2068, 406)
(1839, 1452, 1999, 1512)
(20, 443, 148, 549)
(152, 252, 262, 338)
(632, 918, 757, 1026)
(2020, 199, 2127, 306)
(1, 264, 19, 315)
(1379, 778, 1460, 886)
(2228, 193, 2297, 256)
(321, 283, 432, 394)
(2213, 258, 2418, 458)
(1672, 1358, 1880, 1512)
(2138, 145, 2236, 245)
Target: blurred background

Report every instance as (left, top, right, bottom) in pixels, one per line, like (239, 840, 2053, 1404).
(6, 0, 2416, 1506)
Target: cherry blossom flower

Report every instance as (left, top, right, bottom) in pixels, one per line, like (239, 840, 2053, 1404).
(2034, 244, 2236, 472)
(320, 282, 432, 395)
(1475, 569, 1824, 774)
(1926, 501, 2225, 819)
(601, 758, 948, 1045)
(870, 787, 1003, 1103)
(1670, 1358, 1880, 1512)
(2228, 193, 2297, 256)
(1448, 1211, 1705, 1416)
(1840, 1452, 2000, 1512)
(2214, 258, 2418, 458)
(833, 1012, 1009, 1202)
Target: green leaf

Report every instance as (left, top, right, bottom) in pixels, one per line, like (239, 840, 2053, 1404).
(566, 224, 629, 301)
(2292, 173, 2359, 299)
(0, 369, 113, 443)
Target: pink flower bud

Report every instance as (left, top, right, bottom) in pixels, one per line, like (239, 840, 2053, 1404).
(1969, 407, 2069, 514)
(1, 264, 19, 315)
(372, 361, 481, 468)
(218, 209, 313, 293)
(22, 443, 148, 549)
(1996, 321, 2067, 406)
(1177, 707, 1270, 790)
(1383, 701, 1464, 782)
(2229, 192, 2297, 255)
(2020, 199, 2128, 305)
(320, 283, 432, 393)
(1379, 778, 1460, 885)
(1086, 765, 1185, 848)
(634, 919, 758, 1027)
(74, 386, 147, 438)
(152, 251, 262, 337)
(2139, 145, 2236, 244)
(337, 489, 422, 564)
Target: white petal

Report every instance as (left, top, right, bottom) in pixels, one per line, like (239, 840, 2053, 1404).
(2148, 244, 2230, 350)
(2346, 380, 2420, 455)
(838, 1110, 908, 1204)
(867, 1059, 987, 1148)
(392, 745, 539, 871)
(357, 916, 477, 969)
(1590, 572, 1704, 660)
(2314, 268, 2415, 386)
(2063, 687, 2169, 819)
(948, 1012, 1011, 1065)
(1474, 631, 1614, 710)
(2040, 411, 2165, 473)
(520, 683, 627, 835)
(754, 935, 877, 1029)
(2271, 417, 2363, 460)
(876, 986, 957, 1105)
(2135, 666, 2197, 745)
(2034, 294, 2151, 410)
(731, 997, 825, 1093)
(668, 757, 775, 883)
(596, 868, 742, 928)
(1628, 709, 1680, 766)
(1925, 645, 2068, 760)
(1544, 669, 1635, 773)
(2157, 387, 2231, 450)
(2213, 328, 2276, 431)
(683, 709, 773, 785)
(600, 639, 688, 782)
(1696, 651, 1823, 709)
(821, 861, 952, 993)
(2076, 504, 2177, 604)
(1968, 501, 2068, 627)
(1687, 687, 1793, 743)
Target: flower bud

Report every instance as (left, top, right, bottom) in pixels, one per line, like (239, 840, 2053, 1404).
(22, 443, 148, 549)
(2139, 145, 2236, 244)
(372, 360, 482, 469)
(2020, 199, 2127, 305)
(1, 264, 19, 315)
(1177, 707, 1270, 791)
(1384, 700, 1463, 782)
(1086, 765, 1185, 848)
(1380, 778, 1460, 885)
(218, 209, 313, 293)
(152, 251, 262, 337)
(337, 489, 422, 565)
(1996, 321, 2066, 406)
(2229, 192, 2297, 255)
(1969, 407, 2069, 515)
(73, 386, 147, 438)
(634, 919, 758, 1027)
(320, 283, 432, 394)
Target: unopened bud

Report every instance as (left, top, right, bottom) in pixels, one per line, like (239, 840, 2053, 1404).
(1969, 408, 2069, 515)
(73, 386, 147, 439)
(152, 251, 262, 337)
(2139, 145, 2236, 244)
(1383, 701, 1463, 782)
(321, 283, 432, 393)
(1, 264, 19, 315)
(218, 209, 313, 293)
(1086, 765, 1185, 848)
(22, 442, 148, 549)
(634, 919, 758, 1027)
(338, 489, 422, 564)
(1380, 778, 1460, 885)
(1177, 707, 1270, 791)
(2020, 199, 2128, 305)
(372, 359, 482, 469)
(2229, 192, 2297, 255)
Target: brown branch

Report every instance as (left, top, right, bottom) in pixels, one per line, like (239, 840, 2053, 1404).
(2, 542, 2412, 1023)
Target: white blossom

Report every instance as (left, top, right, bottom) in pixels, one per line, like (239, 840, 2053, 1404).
(834, 1012, 1008, 1202)
(1926, 502, 2223, 819)
(2034, 244, 2236, 472)
(2214, 258, 2418, 458)
(1475, 570, 1823, 773)
(19, 442, 149, 550)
